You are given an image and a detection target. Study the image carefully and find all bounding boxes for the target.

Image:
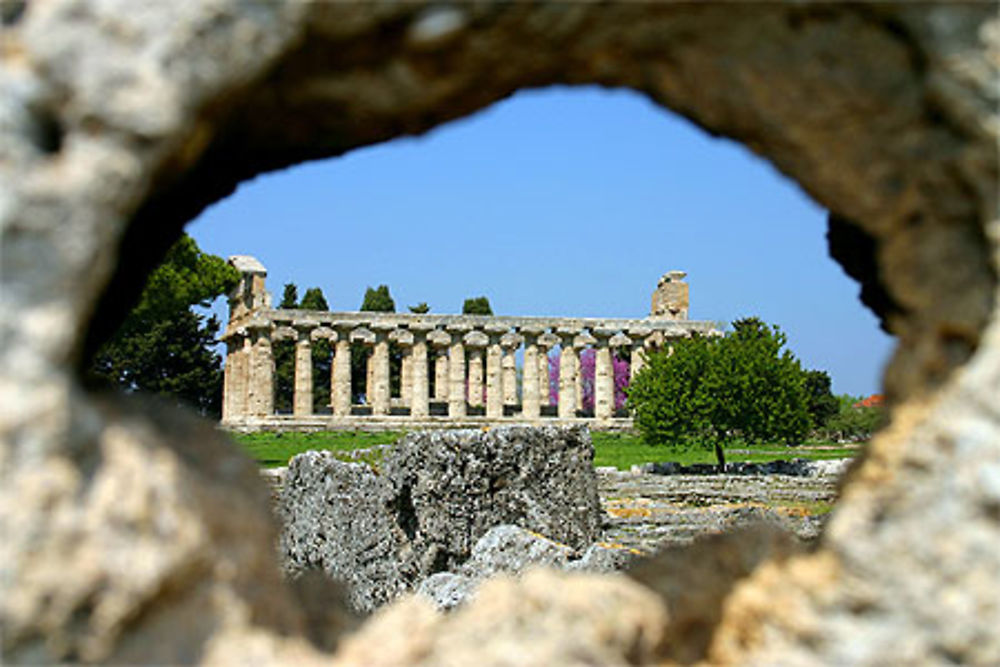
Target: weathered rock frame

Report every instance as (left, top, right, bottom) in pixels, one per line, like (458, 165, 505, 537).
(1, 2, 997, 664)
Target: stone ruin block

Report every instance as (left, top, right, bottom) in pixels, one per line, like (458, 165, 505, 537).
(650, 270, 690, 320)
(277, 426, 602, 612)
(418, 524, 641, 612)
(383, 425, 602, 571)
(279, 453, 415, 612)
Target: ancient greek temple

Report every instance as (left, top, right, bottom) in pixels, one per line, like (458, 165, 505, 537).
(221, 256, 717, 430)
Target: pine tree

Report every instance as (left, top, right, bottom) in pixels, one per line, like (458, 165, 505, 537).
(462, 296, 493, 315)
(87, 234, 239, 417)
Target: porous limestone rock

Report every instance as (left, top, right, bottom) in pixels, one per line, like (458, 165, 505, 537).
(457, 524, 576, 581)
(630, 524, 802, 665)
(278, 427, 602, 613)
(417, 524, 642, 612)
(458, 525, 641, 577)
(1, 1, 998, 664)
(279, 452, 415, 613)
(382, 426, 602, 574)
(0, 396, 337, 664)
(416, 573, 477, 614)
(334, 569, 671, 667)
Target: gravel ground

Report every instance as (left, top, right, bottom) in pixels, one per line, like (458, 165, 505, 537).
(597, 465, 845, 553)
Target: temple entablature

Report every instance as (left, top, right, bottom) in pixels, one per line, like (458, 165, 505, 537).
(226, 309, 715, 341)
(221, 255, 718, 429)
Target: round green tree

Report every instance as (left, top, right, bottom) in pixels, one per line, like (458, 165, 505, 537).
(628, 317, 811, 469)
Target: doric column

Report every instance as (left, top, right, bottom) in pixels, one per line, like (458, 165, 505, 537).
(365, 347, 374, 405)
(222, 335, 238, 422)
(520, 328, 544, 420)
(400, 350, 412, 405)
(628, 327, 651, 383)
(630, 340, 648, 382)
(485, 327, 505, 419)
(501, 333, 521, 406)
(293, 325, 316, 416)
(426, 328, 451, 403)
(537, 332, 558, 408)
(593, 330, 615, 421)
(371, 329, 391, 415)
(410, 329, 430, 418)
(248, 324, 274, 417)
(557, 329, 578, 419)
(467, 348, 484, 408)
(434, 351, 449, 401)
(447, 325, 469, 417)
(390, 328, 415, 406)
(539, 351, 551, 407)
(428, 329, 451, 402)
(235, 333, 252, 417)
(465, 330, 489, 409)
(575, 330, 597, 413)
(332, 331, 351, 416)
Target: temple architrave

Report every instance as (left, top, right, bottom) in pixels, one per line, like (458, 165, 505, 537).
(220, 256, 717, 431)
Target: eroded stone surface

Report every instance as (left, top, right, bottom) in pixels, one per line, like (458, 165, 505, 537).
(0, 396, 332, 664)
(335, 570, 671, 667)
(1, 1, 998, 664)
(279, 452, 414, 613)
(416, 573, 477, 614)
(278, 427, 602, 613)
(416, 524, 643, 612)
(383, 426, 602, 570)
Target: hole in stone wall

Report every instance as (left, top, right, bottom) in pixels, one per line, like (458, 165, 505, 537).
(172, 86, 898, 572)
(189, 86, 894, 406)
(85, 84, 902, 576)
(8, 5, 992, 663)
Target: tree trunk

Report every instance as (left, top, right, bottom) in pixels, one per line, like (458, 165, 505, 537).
(714, 442, 726, 473)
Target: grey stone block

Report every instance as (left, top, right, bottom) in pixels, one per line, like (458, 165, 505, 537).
(278, 426, 602, 613)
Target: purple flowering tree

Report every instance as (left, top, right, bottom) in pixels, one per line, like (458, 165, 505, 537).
(578, 348, 595, 412)
(613, 353, 630, 411)
(547, 347, 631, 412)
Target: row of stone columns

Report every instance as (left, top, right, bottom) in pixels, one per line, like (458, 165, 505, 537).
(223, 323, 654, 422)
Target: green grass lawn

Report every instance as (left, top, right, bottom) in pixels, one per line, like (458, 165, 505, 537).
(591, 432, 859, 470)
(232, 430, 404, 468)
(231, 429, 860, 471)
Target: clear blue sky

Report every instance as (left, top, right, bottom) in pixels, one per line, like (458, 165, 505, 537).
(189, 85, 893, 397)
